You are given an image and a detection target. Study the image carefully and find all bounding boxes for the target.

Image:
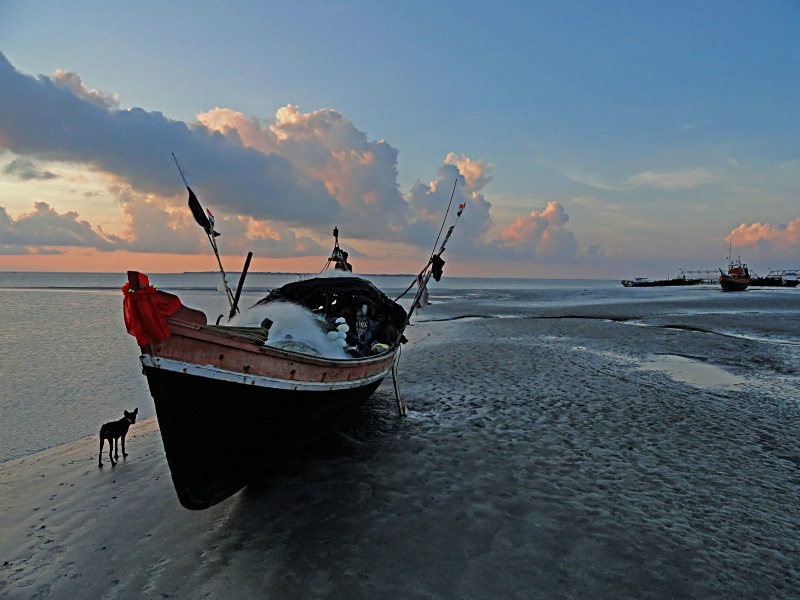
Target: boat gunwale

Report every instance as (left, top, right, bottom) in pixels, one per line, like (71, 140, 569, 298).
(140, 354, 393, 392)
(164, 317, 400, 368)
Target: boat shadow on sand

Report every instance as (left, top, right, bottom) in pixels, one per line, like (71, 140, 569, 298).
(232, 388, 403, 497)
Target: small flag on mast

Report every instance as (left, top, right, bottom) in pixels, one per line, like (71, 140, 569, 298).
(457, 201, 466, 217)
(187, 188, 220, 237)
(174, 154, 221, 237)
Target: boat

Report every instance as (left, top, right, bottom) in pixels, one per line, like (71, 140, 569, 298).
(750, 270, 799, 288)
(750, 274, 783, 287)
(719, 255, 750, 292)
(122, 171, 461, 509)
(621, 273, 703, 287)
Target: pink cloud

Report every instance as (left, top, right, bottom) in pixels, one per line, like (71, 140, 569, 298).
(0, 54, 599, 269)
(52, 70, 120, 111)
(198, 104, 408, 238)
(444, 153, 493, 192)
(728, 218, 800, 248)
(499, 201, 578, 258)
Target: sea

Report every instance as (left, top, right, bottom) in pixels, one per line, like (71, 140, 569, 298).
(1, 271, 798, 464)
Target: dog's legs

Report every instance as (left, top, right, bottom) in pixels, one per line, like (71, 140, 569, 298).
(113, 437, 119, 460)
(99, 437, 105, 467)
(109, 438, 116, 466)
(121, 435, 127, 458)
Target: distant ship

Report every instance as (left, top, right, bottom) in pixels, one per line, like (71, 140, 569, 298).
(621, 274, 703, 287)
(750, 270, 799, 288)
(719, 256, 750, 292)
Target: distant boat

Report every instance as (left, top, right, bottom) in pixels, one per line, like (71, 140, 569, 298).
(719, 256, 750, 292)
(621, 274, 703, 287)
(750, 270, 799, 288)
(750, 274, 783, 287)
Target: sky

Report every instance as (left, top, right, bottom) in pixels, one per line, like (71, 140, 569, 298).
(1, 0, 799, 279)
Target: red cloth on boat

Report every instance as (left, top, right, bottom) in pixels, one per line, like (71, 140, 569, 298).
(122, 273, 183, 346)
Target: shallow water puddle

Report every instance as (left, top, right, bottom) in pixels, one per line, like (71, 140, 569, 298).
(639, 354, 746, 389)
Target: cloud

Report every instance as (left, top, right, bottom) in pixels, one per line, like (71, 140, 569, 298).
(444, 153, 493, 191)
(116, 186, 325, 257)
(406, 159, 593, 264)
(0, 183, 328, 258)
(585, 242, 610, 258)
(0, 52, 598, 267)
(728, 219, 800, 249)
(0, 52, 340, 227)
(52, 70, 120, 110)
(3, 157, 57, 181)
(0, 206, 31, 255)
(115, 189, 205, 255)
(498, 201, 579, 259)
(198, 105, 409, 240)
(0, 202, 124, 254)
(406, 159, 495, 252)
(626, 168, 716, 190)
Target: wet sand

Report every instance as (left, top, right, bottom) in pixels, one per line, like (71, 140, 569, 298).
(1, 313, 799, 599)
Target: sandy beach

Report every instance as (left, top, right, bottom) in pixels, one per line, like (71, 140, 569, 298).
(1, 312, 799, 599)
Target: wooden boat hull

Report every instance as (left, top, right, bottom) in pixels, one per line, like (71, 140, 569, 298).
(123, 268, 408, 509)
(143, 360, 386, 509)
(139, 315, 398, 509)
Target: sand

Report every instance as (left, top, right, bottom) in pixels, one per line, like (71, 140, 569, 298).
(1, 314, 799, 599)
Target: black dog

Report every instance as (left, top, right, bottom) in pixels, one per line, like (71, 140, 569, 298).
(98, 408, 138, 467)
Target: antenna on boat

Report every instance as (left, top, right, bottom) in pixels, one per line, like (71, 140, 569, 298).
(172, 153, 235, 312)
(390, 179, 464, 417)
(321, 226, 352, 273)
(398, 179, 465, 327)
(429, 180, 458, 262)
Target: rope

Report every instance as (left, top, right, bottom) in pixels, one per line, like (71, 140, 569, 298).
(200, 325, 270, 344)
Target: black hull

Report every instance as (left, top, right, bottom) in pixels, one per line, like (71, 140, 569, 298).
(751, 277, 798, 288)
(144, 366, 383, 509)
(719, 278, 749, 292)
(623, 278, 703, 287)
